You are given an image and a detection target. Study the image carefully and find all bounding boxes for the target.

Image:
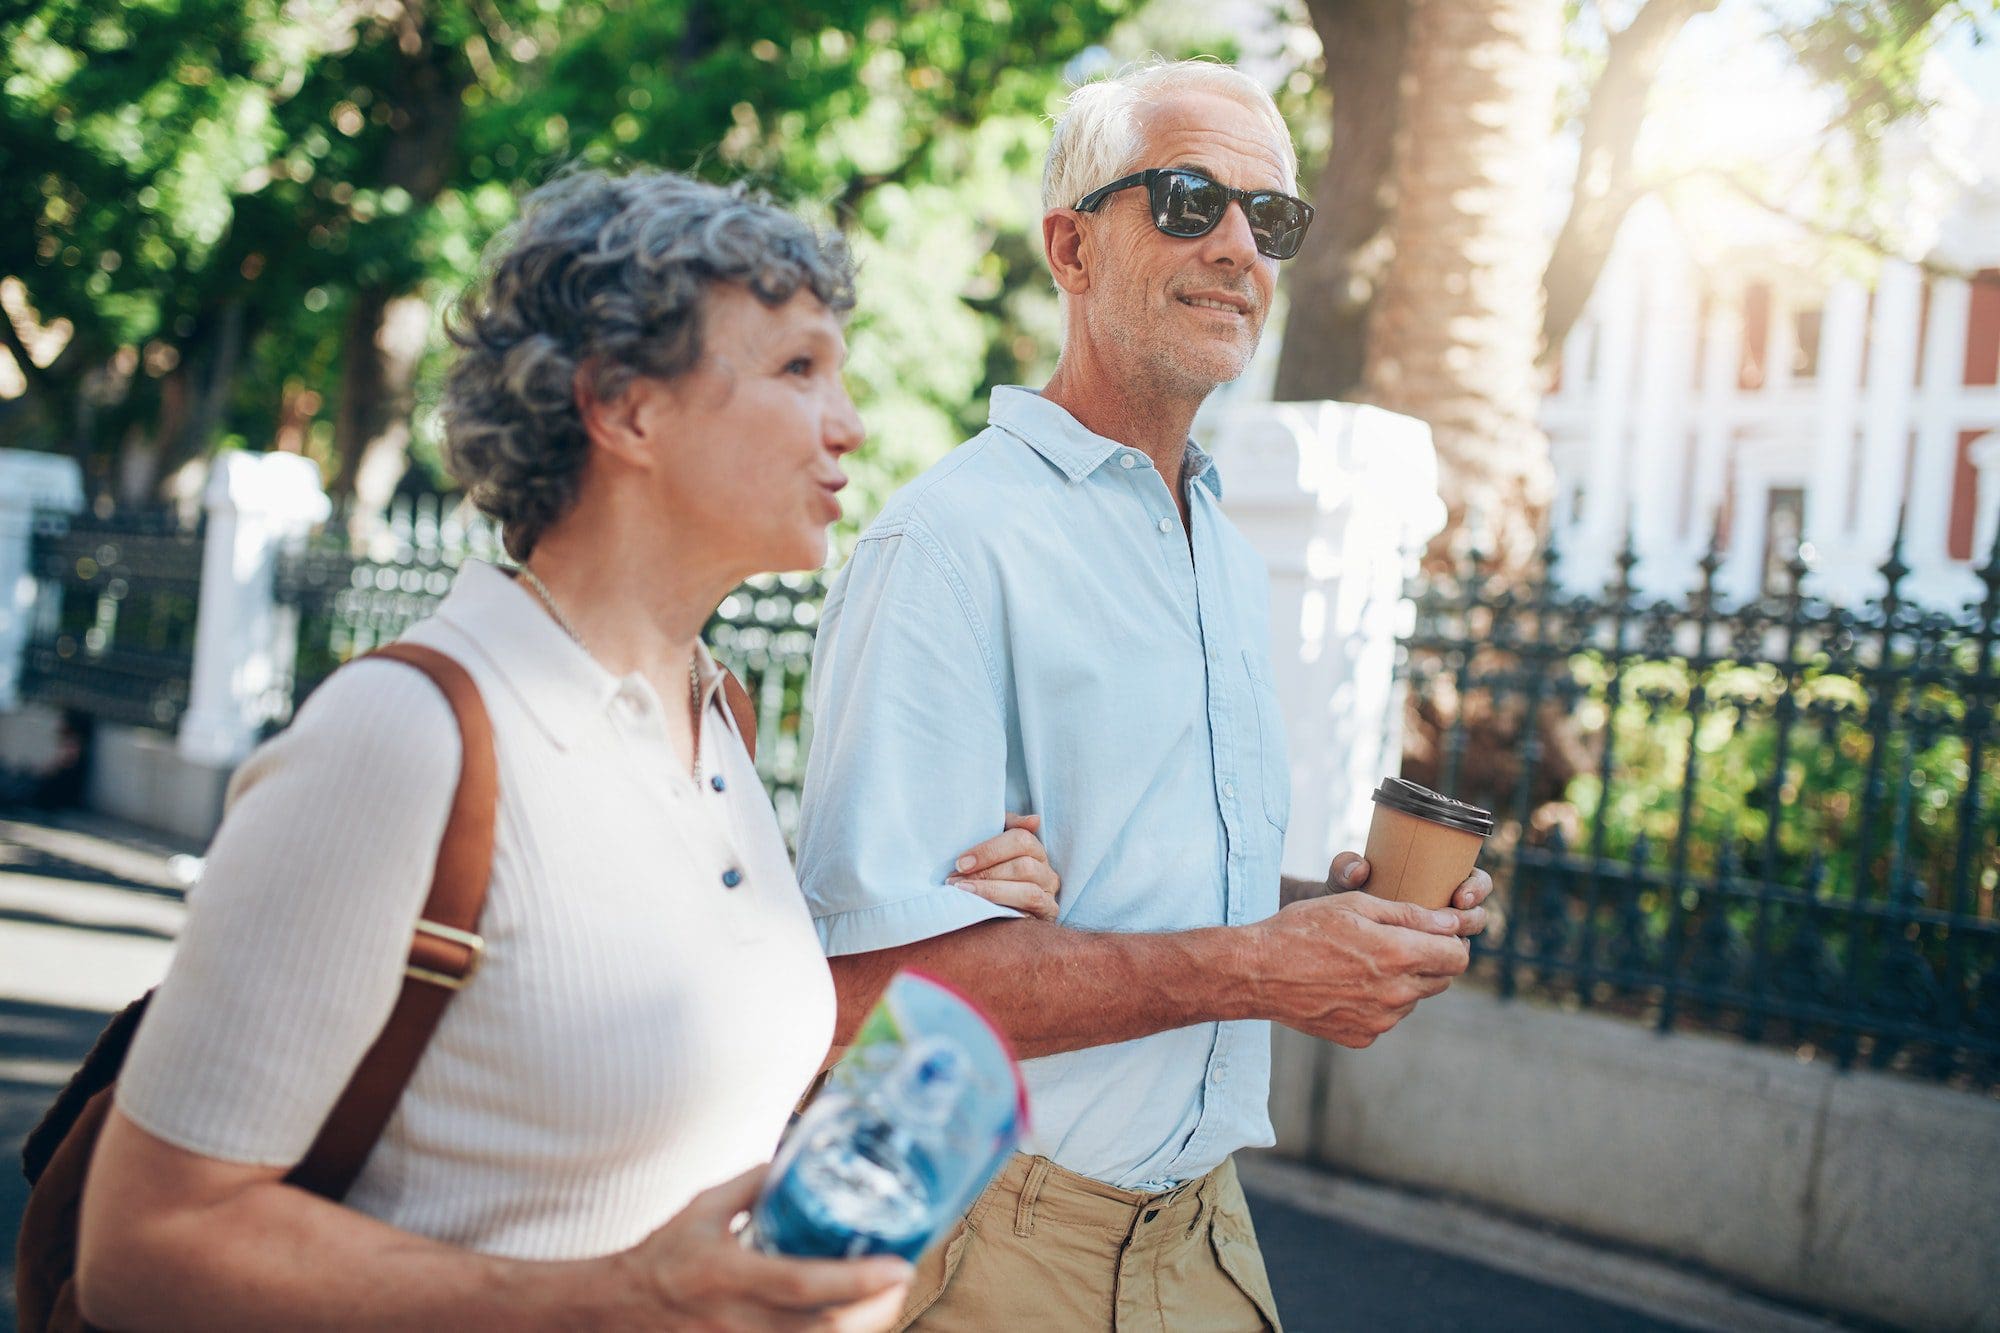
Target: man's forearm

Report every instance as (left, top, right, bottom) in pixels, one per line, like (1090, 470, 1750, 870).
(828, 918, 1263, 1058)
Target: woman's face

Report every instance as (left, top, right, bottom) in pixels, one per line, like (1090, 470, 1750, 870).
(636, 283, 864, 575)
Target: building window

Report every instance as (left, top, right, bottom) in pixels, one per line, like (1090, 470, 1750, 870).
(1792, 307, 1822, 380)
(1763, 487, 1806, 594)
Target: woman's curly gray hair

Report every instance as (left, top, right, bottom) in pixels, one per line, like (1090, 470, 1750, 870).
(441, 169, 856, 560)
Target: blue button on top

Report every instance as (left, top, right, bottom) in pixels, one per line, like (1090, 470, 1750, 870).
(721, 867, 743, 888)
(710, 774, 726, 792)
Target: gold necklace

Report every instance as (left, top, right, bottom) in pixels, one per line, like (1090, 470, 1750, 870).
(516, 565, 703, 778)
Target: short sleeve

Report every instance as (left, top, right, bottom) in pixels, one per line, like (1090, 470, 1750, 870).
(116, 659, 462, 1166)
(795, 529, 1019, 956)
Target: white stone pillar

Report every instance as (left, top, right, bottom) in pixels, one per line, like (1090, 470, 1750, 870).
(177, 451, 331, 767)
(1208, 401, 1447, 880)
(0, 449, 86, 710)
(1694, 292, 1749, 601)
(1566, 245, 1642, 592)
(1801, 279, 1870, 601)
(1906, 277, 1979, 608)
(1848, 261, 1925, 582)
(1765, 285, 1798, 398)
(1541, 316, 1595, 563)
(1628, 243, 1699, 599)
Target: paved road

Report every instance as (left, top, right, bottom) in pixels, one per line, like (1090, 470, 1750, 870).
(1253, 1188, 1697, 1333)
(0, 813, 1851, 1332)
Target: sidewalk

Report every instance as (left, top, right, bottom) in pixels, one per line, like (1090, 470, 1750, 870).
(0, 812, 1863, 1332)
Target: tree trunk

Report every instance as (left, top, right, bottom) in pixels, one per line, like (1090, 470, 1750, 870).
(328, 2, 463, 510)
(1360, 0, 1562, 573)
(330, 287, 431, 518)
(1273, 0, 1408, 403)
(182, 297, 245, 463)
(1539, 0, 1720, 363)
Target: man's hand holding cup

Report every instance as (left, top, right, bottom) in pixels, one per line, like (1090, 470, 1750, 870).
(1328, 850, 1493, 938)
(1251, 780, 1497, 1048)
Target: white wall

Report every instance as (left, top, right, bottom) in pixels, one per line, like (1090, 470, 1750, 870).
(1206, 401, 1446, 877)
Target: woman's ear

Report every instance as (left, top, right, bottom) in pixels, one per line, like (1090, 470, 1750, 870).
(573, 361, 651, 469)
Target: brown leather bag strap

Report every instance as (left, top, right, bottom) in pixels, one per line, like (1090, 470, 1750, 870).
(721, 666, 758, 763)
(284, 642, 497, 1201)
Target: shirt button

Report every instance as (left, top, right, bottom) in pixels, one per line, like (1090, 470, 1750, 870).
(1156, 517, 1172, 534)
(721, 868, 744, 889)
(1222, 781, 1236, 800)
(710, 774, 727, 792)
(1120, 453, 1137, 468)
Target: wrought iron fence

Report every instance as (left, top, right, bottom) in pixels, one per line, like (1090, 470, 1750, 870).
(707, 573, 825, 842)
(273, 497, 507, 707)
(1403, 524, 2000, 1087)
(273, 497, 825, 837)
(20, 507, 205, 730)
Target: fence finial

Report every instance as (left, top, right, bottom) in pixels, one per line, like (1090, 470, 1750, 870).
(1877, 497, 1912, 591)
(1699, 507, 1726, 585)
(1614, 506, 1640, 593)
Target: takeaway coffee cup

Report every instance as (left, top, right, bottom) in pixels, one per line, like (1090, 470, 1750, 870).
(1362, 778, 1495, 911)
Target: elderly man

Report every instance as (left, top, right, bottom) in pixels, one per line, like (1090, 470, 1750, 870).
(797, 59, 1491, 1330)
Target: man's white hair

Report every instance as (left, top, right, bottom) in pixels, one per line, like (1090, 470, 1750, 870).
(1041, 57, 1298, 214)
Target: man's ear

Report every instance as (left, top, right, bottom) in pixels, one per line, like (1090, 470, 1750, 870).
(1043, 210, 1091, 298)
(573, 361, 649, 469)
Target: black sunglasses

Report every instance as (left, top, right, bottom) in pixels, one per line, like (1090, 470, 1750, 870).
(1074, 168, 1314, 261)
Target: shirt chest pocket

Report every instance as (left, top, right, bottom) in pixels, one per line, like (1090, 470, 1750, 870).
(1242, 651, 1291, 834)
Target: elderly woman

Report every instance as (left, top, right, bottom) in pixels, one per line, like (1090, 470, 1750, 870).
(75, 170, 1059, 1331)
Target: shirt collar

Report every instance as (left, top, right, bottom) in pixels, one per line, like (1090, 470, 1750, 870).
(988, 385, 1224, 499)
(431, 561, 726, 751)
(1184, 438, 1223, 499)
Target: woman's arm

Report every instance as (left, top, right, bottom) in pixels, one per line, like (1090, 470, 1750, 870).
(79, 1109, 909, 1333)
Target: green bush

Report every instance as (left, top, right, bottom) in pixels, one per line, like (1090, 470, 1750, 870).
(1561, 653, 1999, 913)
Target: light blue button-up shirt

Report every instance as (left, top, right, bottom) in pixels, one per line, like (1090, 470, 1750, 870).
(796, 386, 1289, 1190)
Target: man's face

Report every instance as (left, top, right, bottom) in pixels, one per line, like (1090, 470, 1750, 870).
(1075, 90, 1290, 397)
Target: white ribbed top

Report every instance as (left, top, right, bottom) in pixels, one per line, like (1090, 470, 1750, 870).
(118, 562, 836, 1259)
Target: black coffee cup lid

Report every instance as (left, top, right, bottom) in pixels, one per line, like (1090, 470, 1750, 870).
(1370, 777, 1494, 837)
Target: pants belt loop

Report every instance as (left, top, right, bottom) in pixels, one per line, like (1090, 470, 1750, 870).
(1014, 1157, 1052, 1238)
(1187, 1163, 1218, 1235)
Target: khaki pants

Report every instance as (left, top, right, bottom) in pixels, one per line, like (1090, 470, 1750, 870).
(895, 1154, 1282, 1332)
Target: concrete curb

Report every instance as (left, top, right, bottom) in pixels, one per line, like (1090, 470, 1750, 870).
(1237, 1154, 1853, 1333)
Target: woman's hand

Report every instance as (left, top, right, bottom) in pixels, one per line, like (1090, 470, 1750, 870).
(946, 812, 1063, 921)
(618, 1166, 911, 1331)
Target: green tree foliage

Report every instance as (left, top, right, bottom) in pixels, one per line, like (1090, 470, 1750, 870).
(0, 0, 1137, 518)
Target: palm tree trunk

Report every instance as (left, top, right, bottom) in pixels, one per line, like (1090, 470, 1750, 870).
(1360, 0, 1563, 572)
(1273, 0, 1408, 403)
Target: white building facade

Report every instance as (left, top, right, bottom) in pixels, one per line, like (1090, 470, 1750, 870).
(1545, 192, 2000, 610)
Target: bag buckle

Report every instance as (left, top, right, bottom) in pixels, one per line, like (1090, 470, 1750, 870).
(405, 919, 485, 990)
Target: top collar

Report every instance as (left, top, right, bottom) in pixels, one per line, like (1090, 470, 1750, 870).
(988, 386, 1224, 499)
(431, 561, 726, 752)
